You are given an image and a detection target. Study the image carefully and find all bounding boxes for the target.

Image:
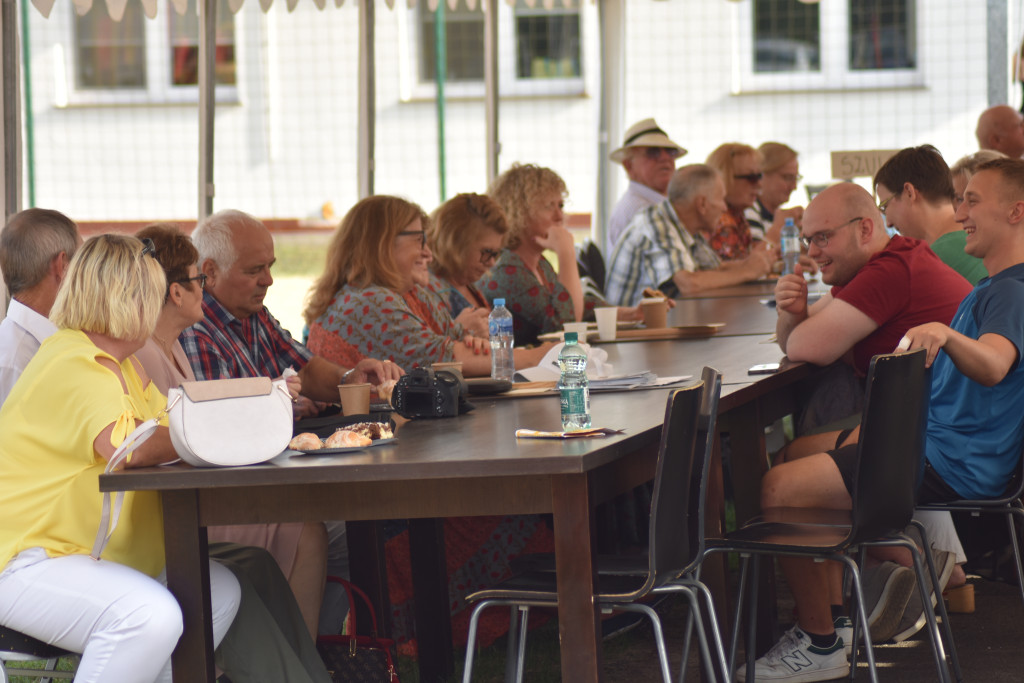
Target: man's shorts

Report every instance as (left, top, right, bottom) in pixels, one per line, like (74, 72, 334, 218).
(825, 429, 961, 503)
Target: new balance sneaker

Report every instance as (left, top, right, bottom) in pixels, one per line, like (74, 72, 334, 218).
(736, 625, 848, 682)
(833, 616, 853, 656)
(861, 561, 916, 642)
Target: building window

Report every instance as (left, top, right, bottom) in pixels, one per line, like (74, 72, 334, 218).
(738, 0, 919, 92)
(69, 0, 238, 103)
(407, 1, 584, 98)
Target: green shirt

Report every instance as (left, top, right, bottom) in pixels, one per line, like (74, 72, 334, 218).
(929, 230, 988, 285)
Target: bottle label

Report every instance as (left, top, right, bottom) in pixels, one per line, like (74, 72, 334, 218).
(559, 387, 590, 416)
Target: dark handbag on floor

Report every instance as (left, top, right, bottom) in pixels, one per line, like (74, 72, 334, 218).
(316, 577, 399, 683)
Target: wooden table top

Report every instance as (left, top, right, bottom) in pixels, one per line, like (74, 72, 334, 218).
(674, 276, 829, 300)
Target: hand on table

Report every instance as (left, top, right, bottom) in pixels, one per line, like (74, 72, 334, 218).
(455, 306, 490, 337)
(461, 335, 491, 355)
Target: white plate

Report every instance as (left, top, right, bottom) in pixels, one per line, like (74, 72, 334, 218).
(292, 437, 397, 456)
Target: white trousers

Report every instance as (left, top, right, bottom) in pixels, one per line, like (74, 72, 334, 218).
(0, 547, 241, 683)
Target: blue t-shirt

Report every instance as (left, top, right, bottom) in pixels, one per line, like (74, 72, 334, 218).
(926, 262, 1024, 498)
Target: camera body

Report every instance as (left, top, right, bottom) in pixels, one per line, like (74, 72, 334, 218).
(391, 368, 462, 418)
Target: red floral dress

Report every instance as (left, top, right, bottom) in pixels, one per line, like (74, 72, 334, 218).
(708, 206, 754, 261)
(306, 284, 455, 372)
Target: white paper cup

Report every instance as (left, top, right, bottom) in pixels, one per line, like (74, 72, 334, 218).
(594, 307, 617, 341)
(563, 322, 590, 342)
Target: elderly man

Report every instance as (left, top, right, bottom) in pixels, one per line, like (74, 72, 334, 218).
(606, 118, 687, 252)
(742, 158, 1024, 682)
(605, 164, 774, 306)
(976, 104, 1024, 159)
(0, 208, 80, 404)
(182, 209, 400, 407)
(874, 144, 988, 284)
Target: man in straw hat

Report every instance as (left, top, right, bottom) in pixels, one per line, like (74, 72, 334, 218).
(607, 118, 686, 252)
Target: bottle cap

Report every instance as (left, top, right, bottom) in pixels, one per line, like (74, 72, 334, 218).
(494, 298, 505, 306)
(564, 332, 577, 343)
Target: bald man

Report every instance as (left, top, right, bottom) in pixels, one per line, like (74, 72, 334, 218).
(976, 105, 1024, 159)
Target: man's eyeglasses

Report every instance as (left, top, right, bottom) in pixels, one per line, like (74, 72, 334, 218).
(801, 216, 863, 249)
(172, 274, 208, 290)
(643, 147, 683, 160)
(779, 173, 803, 184)
(877, 191, 899, 214)
(480, 248, 501, 265)
(140, 237, 156, 257)
(734, 173, 764, 183)
(397, 230, 427, 247)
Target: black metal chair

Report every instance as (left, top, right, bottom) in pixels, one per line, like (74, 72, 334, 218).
(461, 375, 727, 682)
(705, 349, 958, 683)
(575, 239, 607, 294)
(916, 448, 1024, 605)
(0, 625, 77, 682)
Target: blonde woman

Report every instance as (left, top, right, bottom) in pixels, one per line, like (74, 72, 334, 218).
(0, 234, 240, 683)
(747, 142, 806, 242)
(706, 143, 779, 265)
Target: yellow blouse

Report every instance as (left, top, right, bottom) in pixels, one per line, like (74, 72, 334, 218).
(0, 329, 168, 577)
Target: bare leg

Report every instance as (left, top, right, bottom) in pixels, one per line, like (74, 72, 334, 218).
(775, 427, 858, 465)
(762, 454, 852, 635)
(289, 521, 328, 639)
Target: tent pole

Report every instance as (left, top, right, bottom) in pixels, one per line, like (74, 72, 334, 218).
(198, 0, 217, 220)
(357, 0, 375, 198)
(483, 0, 498, 186)
(596, 0, 624, 253)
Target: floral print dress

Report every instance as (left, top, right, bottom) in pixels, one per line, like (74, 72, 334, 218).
(709, 205, 754, 261)
(306, 283, 456, 372)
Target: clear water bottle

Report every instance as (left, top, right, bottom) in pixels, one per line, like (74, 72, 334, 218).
(557, 332, 591, 432)
(488, 298, 515, 382)
(781, 217, 800, 276)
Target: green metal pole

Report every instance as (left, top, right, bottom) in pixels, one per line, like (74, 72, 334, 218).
(434, 2, 447, 203)
(19, 0, 35, 207)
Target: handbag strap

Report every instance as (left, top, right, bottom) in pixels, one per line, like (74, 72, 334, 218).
(327, 575, 380, 638)
(90, 417, 162, 560)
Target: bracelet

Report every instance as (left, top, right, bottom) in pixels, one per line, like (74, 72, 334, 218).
(341, 368, 357, 384)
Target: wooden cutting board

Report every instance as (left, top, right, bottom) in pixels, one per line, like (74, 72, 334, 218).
(593, 324, 724, 343)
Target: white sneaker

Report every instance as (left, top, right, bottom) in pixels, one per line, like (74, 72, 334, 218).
(736, 625, 849, 682)
(833, 616, 853, 656)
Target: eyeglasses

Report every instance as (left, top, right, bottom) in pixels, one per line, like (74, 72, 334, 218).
(172, 273, 208, 290)
(801, 216, 863, 249)
(140, 237, 156, 257)
(397, 230, 427, 247)
(734, 173, 764, 183)
(779, 173, 804, 184)
(643, 147, 683, 160)
(877, 191, 900, 214)
(480, 248, 501, 265)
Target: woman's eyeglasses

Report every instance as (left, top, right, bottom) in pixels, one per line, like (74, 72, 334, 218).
(172, 274, 208, 290)
(140, 237, 156, 257)
(397, 230, 427, 247)
(480, 248, 501, 265)
(733, 173, 764, 183)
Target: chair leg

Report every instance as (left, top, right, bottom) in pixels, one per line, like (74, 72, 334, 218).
(727, 553, 751, 683)
(686, 580, 731, 683)
(837, 554, 879, 683)
(743, 556, 761, 683)
(910, 522, 963, 683)
(513, 605, 529, 683)
(615, 603, 672, 683)
(462, 599, 497, 683)
(1006, 508, 1024, 606)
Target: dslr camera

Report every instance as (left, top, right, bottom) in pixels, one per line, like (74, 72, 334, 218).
(391, 368, 469, 418)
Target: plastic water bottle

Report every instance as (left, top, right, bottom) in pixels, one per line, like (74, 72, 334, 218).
(557, 332, 591, 432)
(488, 298, 515, 382)
(781, 217, 800, 276)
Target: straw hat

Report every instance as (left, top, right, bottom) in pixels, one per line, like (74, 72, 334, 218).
(609, 118, 687, 163)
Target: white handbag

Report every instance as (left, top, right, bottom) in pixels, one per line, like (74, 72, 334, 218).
(167, 377, 293, 467)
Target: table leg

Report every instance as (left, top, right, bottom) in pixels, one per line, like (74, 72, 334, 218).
(162, 489, 215, 683)
(346, 521, 390, 636)
(551, 473, 603, 682)
(409, 518, 454, 683)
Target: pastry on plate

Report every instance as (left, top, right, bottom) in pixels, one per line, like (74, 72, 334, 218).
(289, 432, 323, 451)
(345, 421, 394, 440)
(324, 429, 372, 448)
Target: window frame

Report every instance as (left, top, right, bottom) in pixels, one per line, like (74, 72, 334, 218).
(732, 0, 923, 95)
(58, 0, 241, 107)
(398, 0, 587, 102)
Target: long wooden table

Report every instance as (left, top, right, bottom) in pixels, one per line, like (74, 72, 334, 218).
(100, 331, 810, 683)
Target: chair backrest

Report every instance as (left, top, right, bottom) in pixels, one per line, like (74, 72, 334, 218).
(575, 239, 607, 293)
(647, 378, 710, 583)
(850, 349, 930, 542)
(687, 367, 722, 565)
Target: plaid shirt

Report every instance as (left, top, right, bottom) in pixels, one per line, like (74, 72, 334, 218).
(181, 292, 313, 380)
(605, 200, 721, 306)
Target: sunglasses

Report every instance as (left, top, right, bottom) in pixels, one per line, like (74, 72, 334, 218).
(397, 230, 427, 247)
(643, 147, 683, 160)
(480, 248, 502, 265)
(733, 173, 764, 183)
(140, 237, 156, 257)
(172, 273, 208, 290)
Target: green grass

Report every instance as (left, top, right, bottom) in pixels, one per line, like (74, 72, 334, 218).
(272, 232, 332, 277)
(6, 655, 79, 682)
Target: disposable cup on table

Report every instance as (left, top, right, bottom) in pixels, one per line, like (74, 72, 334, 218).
(563, 322, 590, 342)
(337, 383, 371, 416)
(594, 307, 617, 341)
(640, 298, 669, 329)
